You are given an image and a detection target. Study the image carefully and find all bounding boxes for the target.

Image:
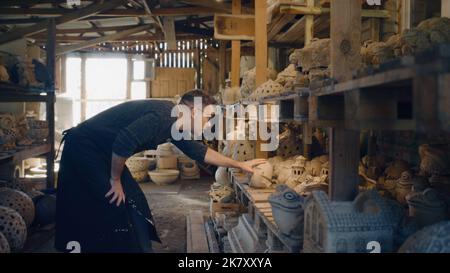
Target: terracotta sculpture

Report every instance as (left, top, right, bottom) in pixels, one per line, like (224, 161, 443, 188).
(0, 206, 27, 251)
(0, 187, 35, 227)
(249, 162, 273, 189)
(240, 67, 277, 99)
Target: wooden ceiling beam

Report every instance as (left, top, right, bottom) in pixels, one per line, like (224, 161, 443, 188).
(0, 0, 129, 44)
(56, 24, 153, 55)
(0, 6, 223, 17)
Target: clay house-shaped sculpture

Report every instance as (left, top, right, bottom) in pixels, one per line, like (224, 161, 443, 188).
(303, 190, 404, 253)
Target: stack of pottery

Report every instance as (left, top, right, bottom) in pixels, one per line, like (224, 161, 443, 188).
(126, 156, 154, 183)
(406, 188, 448, 228)
(179, 156, 200, 179)
(268, 185, 305, 244)
(156, 143, 178, 169)
(148, 143, 179, 185)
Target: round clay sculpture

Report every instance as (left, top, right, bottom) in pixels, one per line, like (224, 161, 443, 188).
(0, 187, 35, 227)
(399, 221, 450, 253)
(249, 162, 273, 189)
(0, 231, 10, 253)
(249, 79, 283, 100)
(0, 205, 27, 251)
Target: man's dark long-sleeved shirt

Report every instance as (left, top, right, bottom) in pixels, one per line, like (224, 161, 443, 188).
(75, 100, 207, 163)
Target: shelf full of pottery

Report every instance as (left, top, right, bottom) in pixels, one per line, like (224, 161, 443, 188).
(0, 112, 50, 162)
(309, 17, 450, 132)
(215, 38, 331, 123)
(125, 142, 200, 185)
(0, 178, 57, 253)
(0, 52, 51, 93)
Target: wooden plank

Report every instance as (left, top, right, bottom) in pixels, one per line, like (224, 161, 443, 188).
(0, 0, 128, 45)
(398, 0, 412, 31)
(56, 24, 153, 55)
(443, 0, 450, 17)
(231, 0, 241, 87)
(162, 17, 177, 50)
(45, 18, 56, 189)
(267, 13, 296, 41)
(186, 210, 209, 253)
(280, 5, 390, 18)
(126, 55, 133, 99)
(218, 41, 227, 89)
(305, 0, 315, 45)
(330, 0, 361, 83)
(328, 128, 360, 201)
(214, 14, 255, 40)
(328, 0, 361, 202)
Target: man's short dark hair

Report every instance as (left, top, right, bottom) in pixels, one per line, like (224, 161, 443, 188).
(180, 89, 216, 107)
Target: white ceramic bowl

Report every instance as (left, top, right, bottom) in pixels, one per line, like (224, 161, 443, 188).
(148, 169, 179, 185)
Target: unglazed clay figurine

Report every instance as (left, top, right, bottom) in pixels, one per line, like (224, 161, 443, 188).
(406, 188, 448, 228)
(249, 162, 273, 189)
(395, 171, 414, 205)
(275, 64, 297, 87)
(269, 185, 305, 242)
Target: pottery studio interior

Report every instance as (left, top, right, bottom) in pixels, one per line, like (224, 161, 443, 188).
(0, 0, 450, 255)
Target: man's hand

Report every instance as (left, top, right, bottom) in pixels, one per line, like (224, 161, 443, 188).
(105, 178, 126, 206)
(237, 159, 267, 174)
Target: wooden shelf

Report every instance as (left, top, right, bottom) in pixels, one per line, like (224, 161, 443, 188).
(0, 144, 51, 163)
(229, 170, 300, 252)
(0, 82, 54, 102)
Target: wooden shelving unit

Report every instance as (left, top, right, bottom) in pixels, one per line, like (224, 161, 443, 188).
(0, 19, 56, 189)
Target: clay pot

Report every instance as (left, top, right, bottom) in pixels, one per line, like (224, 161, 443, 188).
(156, 143, 176, 156)
(268, 185, 304, 239)
(395, 171, 414, 205)
(126, 157, 154, 172)
(0, 231, 10, 253)
(157, 155, 178, 169)
(0, 187, 35, 227)
(0, 206, 27, 251)
(148, 169, 179, 185)
(215, 167, 230, 187)
(406, 188, 448, 228)
(250, 162, 273, 189)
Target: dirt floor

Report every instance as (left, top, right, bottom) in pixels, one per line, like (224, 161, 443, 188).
(30, 177, 212, 253)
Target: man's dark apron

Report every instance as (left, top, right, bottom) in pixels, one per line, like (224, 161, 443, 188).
(55, 128, 160, 253)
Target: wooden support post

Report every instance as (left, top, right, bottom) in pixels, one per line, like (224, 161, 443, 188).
(126, 55, 133, 100)
(303, 0, 315, 159)
(219, 40, 227, 89)
(370, 18, 381, 42)
(255, 0, 267, 87)
(328, 0, 362, 201)
(231, 0, 241, 87)
(60, 54, 67, 94)
(305, 0, 315, 45)
(398, 0, 412, 32)
(46, 18, 56, 189)
(195, 46, 201, 89)
(328, 128, 360, 201)
(442, 0, 450, 17)
(80, 54, 87, 122)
